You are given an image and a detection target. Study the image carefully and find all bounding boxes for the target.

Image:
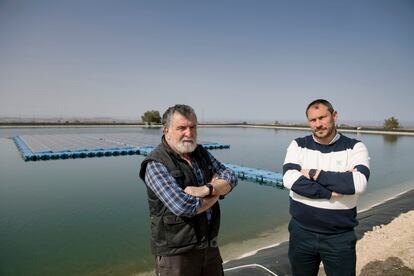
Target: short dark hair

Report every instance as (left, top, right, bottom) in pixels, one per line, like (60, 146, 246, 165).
(162, 104, 197, 128)
(306, 99, 335, 117)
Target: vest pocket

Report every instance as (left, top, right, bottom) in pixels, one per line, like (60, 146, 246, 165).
(150, 215, 167, 248)
(163, 215, 198, 248)
(170, 169, 184, 178)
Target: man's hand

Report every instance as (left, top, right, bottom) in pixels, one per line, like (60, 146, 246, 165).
(301, 169, 310, 179)
(210, 174, 232, 196)
(185, 173, 232, 198)
(303, 168, 356, 180)
(301, 169, 320, 180)
(184, 186, 209, 198)
(211, 173, 219, 182)
(331, 191, 343, 199)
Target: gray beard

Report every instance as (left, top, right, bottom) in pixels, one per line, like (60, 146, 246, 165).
(175, 140, 197, 154)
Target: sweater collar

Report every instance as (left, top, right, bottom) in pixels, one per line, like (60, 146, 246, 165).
(312, 132, 340, 145)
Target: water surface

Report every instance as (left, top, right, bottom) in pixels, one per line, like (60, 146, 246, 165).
(1, 127, 413, 275)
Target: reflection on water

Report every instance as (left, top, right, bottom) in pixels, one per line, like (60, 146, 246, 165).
(0, 127, 413, 275)
(383, 134, 398, 143)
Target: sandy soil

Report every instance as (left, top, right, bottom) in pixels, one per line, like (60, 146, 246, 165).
(319, 210, 414, 276)
(355, 210, 414, 276)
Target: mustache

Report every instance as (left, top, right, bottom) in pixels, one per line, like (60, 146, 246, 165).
(181, 139, 195, 143)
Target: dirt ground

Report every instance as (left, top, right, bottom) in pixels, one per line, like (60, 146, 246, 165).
(355, 210, 414, 276)
(319, 210, 414, 276)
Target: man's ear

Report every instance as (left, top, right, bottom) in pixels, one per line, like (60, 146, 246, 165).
(163, 127, 168, 135)
(332, 111, 338, 122)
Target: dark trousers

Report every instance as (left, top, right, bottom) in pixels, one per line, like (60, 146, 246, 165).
(288, 219, 357, 276)
(155, 247, 223, 276)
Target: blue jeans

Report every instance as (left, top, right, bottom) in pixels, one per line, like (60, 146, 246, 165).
(288, 219, 357, 276)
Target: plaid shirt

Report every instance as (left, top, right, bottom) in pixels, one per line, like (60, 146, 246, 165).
(144, 150, 237, 217)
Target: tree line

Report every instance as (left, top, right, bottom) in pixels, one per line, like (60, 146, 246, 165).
(140, 110, 401, 129)
(141, 110, 161, 124)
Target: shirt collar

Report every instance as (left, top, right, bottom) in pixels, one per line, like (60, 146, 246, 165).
(312, 132, 340, 145)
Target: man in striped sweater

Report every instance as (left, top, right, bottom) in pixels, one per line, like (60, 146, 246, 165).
(282, 99, 370, 276)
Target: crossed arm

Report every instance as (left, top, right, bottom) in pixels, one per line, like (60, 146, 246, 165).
(184, 173, 232, 197)
(144, 152, 237, 217)
(300, 168, 347, 198)
(185, 173, 234, 214)
(185, 152, 237, 212)
(282, 141, 370, 199)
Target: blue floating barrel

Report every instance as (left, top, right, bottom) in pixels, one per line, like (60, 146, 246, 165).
(41, 154, 50, 160)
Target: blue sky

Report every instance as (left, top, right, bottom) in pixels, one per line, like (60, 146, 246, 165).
(1, 0, 413, 124)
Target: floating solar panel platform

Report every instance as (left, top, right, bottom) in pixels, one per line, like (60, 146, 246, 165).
(12, 133, 284, 187)
(224, 163, 284, 188)
(12, 133, 230, 162)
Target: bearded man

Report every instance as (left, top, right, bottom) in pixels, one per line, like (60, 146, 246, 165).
(282, 99, 370, 276)
(139, 104, 237, 276)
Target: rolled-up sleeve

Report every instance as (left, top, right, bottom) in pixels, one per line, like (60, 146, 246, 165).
(145, 161, 202, 217)
(207, 152, 238, 190)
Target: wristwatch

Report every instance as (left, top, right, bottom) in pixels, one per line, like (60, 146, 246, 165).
(206, 183, 213, 196)
(309, 169, 317, 181)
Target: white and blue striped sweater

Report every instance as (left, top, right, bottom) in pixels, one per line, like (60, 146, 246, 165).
(283, 133, 370, 234)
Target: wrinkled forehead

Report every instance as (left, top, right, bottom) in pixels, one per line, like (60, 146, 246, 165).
(171, 112, 197, 126)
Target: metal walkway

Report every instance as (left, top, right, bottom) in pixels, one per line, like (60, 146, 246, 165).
(12, 133, 283, 186)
